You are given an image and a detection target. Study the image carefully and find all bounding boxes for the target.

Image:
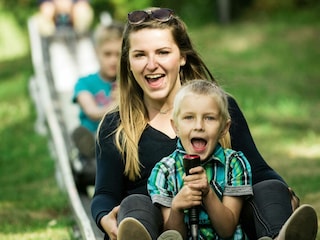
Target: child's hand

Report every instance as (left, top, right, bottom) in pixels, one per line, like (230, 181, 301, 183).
(184, 166, 210, 197)
(172, 183, 202, 212)
(111, 82, 118, 101)
(172, 166, 210, 211)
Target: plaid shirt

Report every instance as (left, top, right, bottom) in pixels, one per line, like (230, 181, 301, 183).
(148, 140, 253, 240)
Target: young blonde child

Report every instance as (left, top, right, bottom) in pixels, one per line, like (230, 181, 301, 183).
(148, 80, 253, 239)
(71, 22, 124, 190)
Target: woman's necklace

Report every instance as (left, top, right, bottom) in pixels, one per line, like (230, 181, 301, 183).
(159, 106, 173, 114)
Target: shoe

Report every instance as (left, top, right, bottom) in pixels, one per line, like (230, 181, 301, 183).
(258, 237, 273, 240)
(118, 217, 152, 240)
(72, 5, 94, 35)
(36, 14, 55, 37)
(277, 204, 318, 240)
(158, 230, 183, 240)
(71, 126, 95, 159)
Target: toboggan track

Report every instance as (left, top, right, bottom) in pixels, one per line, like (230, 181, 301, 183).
(28, 16, 103, 240)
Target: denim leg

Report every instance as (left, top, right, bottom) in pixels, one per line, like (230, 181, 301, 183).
(241, 179, 293, 239)
(117, 194, 163, 240)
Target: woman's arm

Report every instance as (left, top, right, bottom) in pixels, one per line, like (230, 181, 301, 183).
(91, 112, 124, 232)
(227, 96, 286, 185)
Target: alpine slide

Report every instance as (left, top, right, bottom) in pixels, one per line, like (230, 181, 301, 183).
(28, 16, 104, 240)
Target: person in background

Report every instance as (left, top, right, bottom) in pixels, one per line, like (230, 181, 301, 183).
(91, 7, 318, 240)
(148, 80, 253, 239)
(71, 21, 124, 192)
(36, 0, 94, 36)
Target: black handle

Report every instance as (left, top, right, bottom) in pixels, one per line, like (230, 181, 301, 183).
(183, 154, 200, 240)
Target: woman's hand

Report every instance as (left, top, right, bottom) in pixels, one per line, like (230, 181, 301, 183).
(100, 206, 120, 240)
(288, 187, 300, 211)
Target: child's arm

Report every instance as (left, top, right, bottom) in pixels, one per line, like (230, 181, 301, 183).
(161, 206, 187, 239)
(77, 92, 109, 120)
(77, 91, 116, 121)
(161, 181, 203, 239)
(203, 191, 243, 238)
(187, 166, 244, 238)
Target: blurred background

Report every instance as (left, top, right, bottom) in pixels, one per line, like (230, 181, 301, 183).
(0, 0, 319, 239)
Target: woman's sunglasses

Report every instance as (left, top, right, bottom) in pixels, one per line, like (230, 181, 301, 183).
(127, 8, 174, 25)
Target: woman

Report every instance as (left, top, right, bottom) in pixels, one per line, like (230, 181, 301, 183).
(91, 7, 318, 240)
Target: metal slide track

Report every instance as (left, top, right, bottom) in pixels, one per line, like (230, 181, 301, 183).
(27, 16, 103, 240)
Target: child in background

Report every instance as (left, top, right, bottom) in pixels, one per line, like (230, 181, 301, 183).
(71, 21, 124, 191)
(148, 80, 253, 239)
(36, 0, 94, 36)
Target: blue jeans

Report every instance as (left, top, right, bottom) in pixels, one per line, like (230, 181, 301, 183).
(241, 179, 293, 239)
(117, 194, 163, 240)
(117, 180, 293, 240)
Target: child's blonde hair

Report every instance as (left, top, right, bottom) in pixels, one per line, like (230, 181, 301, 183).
(93, 21, 124, 48)
(172, 79, 231, 148)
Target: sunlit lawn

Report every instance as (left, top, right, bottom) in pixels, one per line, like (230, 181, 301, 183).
(0, 6, 76, 240)
(191, 8, 320, 238)
(0, 5, 319, 240)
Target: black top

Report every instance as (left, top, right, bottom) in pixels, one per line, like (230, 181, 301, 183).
(91, 95, 285, 231)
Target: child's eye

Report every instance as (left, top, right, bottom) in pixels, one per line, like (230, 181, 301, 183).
(205, 116, 215, 121)
(183, 115, 193, 120)
(104, 52, 112, 57)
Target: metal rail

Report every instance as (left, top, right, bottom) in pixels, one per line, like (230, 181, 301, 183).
(27, 16, 102, 240)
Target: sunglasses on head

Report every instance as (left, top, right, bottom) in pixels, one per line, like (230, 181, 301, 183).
(127, 8, 174, 25)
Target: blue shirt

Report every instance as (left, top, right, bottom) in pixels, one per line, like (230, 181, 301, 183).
(148, 140, 253, 239)
(73, 72, 115, 132)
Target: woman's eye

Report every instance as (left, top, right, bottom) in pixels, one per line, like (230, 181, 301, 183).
(158, 50, 169, 55)
(134, 53, 144, 58)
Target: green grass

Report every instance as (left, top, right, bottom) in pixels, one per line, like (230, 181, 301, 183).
(191, 7, 320, 238)
(0, 7, 75, 239)
(0, 5, 319, 240)
(0, 57, 75, 239)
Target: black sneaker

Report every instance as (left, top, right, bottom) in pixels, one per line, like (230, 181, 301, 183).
(277, 204, 318, 240)
(71, 126, 95, 159)
(158, 230, 183, 240)
(118, 217, 152, 240)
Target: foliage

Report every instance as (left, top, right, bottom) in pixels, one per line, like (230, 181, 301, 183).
(0, 8, 29, 61)
(106, 0, 150, 20)
(0, 0, 319, 27)
(0, 3, 319, 239)
(0, 57, 74, 239)
(0, 4, 74, 239)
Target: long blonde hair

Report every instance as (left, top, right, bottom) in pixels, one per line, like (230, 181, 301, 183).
(103, 8, 217, 181)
